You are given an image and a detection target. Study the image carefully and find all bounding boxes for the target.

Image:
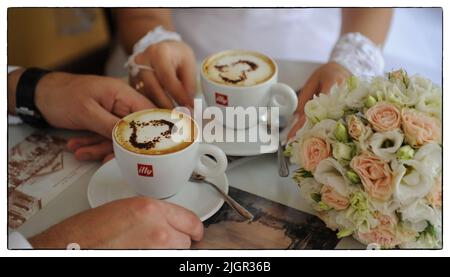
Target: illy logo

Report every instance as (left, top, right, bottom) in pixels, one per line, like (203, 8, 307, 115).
(215, 92, 228, 106)
(137, 164, 153, 177)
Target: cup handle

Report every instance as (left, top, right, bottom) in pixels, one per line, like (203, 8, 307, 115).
(268, 83, 298, 118)
(195, 144, 228, 177)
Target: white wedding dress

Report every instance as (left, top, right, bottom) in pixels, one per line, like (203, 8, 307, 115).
(106, 8, 341, 77)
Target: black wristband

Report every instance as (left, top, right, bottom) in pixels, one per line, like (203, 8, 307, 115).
(15, 68, 51, 127)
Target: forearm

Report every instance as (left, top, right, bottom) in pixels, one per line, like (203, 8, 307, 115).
(114, 8, 174, 54)
(341, 8, 392, 46)
(7, 68, 25, 115)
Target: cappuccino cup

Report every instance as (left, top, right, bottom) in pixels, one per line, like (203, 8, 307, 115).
(113, 109, 228, 199)
(201, 50, 298, 129)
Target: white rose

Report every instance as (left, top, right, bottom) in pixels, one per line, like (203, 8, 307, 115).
(415, 87, 442, 119)
(369, 75, 420, 107)
(369, 198, 401, 216)
(314, 158, 351, 197)
(385, 83, 419, 107)
(399, 198, 440, 233)
(304, 86, 346, 123)
(369, 129, 404, 161)
(392, 143, 442, 205)
(332, 142, 354, 161)
(344, 77, 371, 109)
(304, 97, 328, 123)
(298, 177, 323, 210)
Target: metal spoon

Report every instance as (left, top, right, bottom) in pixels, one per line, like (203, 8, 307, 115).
(276, 116, 290, 177)
(189, 172, 254, 221)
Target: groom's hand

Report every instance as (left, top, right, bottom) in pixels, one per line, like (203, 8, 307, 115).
(35, 72, 155, 138)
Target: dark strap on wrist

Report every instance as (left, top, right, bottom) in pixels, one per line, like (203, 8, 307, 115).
(16, 68, 51, 127)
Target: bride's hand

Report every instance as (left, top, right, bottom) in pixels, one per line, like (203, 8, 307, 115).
(287, 62, 350, 139)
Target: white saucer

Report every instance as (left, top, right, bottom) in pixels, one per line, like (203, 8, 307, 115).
(87, 159, 228, 221)
(206, 120, 291, 156)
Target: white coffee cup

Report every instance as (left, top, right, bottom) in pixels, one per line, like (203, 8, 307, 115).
(201, 50, 298, 129)
(112, 109, 228, 199)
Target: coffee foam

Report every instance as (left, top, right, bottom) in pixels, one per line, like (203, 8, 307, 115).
(204, 51, 275, 87)
(114, 109, 196, 155)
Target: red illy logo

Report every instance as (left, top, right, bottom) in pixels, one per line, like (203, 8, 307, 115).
(137, 164, 153, 177)
(215, 92, 228, 106)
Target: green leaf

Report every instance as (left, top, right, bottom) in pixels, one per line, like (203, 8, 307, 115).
(311, 193, 321, 203)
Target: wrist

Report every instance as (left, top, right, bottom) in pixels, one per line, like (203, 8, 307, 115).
(7, 68, 26, 114)
(330, 32, 384, 77)
(34, 72, 73, 121)
(125, 26, 182, 77)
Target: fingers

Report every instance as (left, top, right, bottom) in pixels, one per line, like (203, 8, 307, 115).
(296, 72, 320, 115)
(162, 201, 204, 241)
(115, 82, 156, 115)
(138, 70, 175, 109)
(320, 75, 346, 94)
(287, 114, 306, 140)
(73, 139, 113, 161)
(102, 153, 115, 164)
(67, 135, 106, 152)
(177, 56, 197, 99)
(83, 100, 120, 138)
(153, 58, 194, 108)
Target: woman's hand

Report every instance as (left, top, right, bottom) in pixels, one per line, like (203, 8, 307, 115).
(287, 62, 351, 139)
(130, 40, 196, 109)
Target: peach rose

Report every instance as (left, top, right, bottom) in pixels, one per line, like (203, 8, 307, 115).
(366, 102, 401, 132)
(320, 186, 349, 210)
(357, 213, 400, 249)
(350, 153, 394, 201)
(301, 137, 331, 172)
(401, 108, 441, 147)
(347, 115, 364, 140)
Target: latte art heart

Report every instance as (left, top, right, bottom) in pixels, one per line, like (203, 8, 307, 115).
(204, 51, 275, 86)
(129, 119, 177, 150)
(214, 60, 258, 84)
(114, 109, 196, 155)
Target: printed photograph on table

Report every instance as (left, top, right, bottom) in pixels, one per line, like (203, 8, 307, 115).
(5, 5, 443, 254)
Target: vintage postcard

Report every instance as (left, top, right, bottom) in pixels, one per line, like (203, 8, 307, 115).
(193, 187, 339, 249)
(8, 132, 96, 229)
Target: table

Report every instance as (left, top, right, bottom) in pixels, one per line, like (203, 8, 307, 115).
(11, 59, 438, 249)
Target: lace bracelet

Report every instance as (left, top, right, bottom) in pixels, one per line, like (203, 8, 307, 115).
(125, 26, 182, 77)
(330, 32, 384, 77)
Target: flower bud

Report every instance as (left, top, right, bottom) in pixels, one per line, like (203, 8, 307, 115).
(335, 122, 349, 142)
(397, 145, 415, 160)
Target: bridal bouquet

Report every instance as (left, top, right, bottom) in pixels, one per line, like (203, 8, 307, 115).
(286, 70, 442, 249)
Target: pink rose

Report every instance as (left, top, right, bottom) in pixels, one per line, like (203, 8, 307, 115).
(401, 108, 441, 147)
(320, 186, 349, 210)
(357, 213, 400, 249)
(301, 137, 331, 172)
(347, 115, 364, 140)
(366, 102, 401, 132)
(350, 153, 394, 201)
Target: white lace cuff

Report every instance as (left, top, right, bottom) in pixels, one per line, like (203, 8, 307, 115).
(330, 32, 384, 77)
(125, 26, 182, 77)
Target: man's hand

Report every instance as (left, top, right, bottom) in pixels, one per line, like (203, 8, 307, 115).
(29, 197, 204, 249)
(287, 62, 350, 139)
(130, 40, 196, 109)
(35, 72, 155, 138)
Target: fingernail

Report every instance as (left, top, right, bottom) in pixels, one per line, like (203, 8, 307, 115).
(78, 153, 92, 160)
